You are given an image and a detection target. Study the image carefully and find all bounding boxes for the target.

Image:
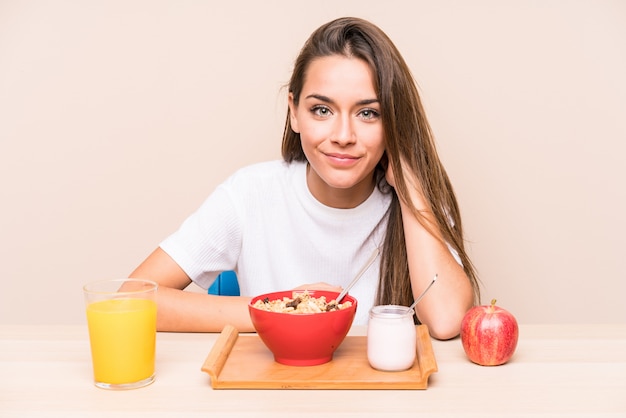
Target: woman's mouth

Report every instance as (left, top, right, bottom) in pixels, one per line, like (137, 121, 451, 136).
(324, 152, 360, 167)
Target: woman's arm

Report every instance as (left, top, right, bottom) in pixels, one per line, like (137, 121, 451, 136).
(130, 247, 254, 332)
(388, 163, 474, 340)
(399, 199, 474, 340)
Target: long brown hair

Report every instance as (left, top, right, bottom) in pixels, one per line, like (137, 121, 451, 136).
(282, 17, 480, 309)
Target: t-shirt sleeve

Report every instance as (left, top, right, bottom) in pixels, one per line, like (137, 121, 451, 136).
(446, 242, 463, 266)
(159, 182, 243, 289)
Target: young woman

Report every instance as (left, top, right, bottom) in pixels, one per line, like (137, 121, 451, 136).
(130, 17, 480, 340)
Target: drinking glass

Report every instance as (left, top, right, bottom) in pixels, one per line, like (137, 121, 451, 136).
(83, 278, 158, 389)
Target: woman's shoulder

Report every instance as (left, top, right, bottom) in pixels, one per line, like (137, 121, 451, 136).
(233, 160, 288, 175)
(228, 160, 303, 181)
(222, 160, 305, 191)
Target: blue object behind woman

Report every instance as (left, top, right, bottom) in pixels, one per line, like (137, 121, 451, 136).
(207, 271, 240, 296)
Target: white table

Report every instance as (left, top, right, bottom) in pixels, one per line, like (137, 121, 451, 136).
(1, 324, 625, 417)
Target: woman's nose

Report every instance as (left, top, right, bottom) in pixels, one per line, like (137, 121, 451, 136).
(331, 115, 356, 145)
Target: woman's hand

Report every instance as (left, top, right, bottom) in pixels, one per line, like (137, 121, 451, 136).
(384, 154, 396, 188)
(385, 155, 430, 210)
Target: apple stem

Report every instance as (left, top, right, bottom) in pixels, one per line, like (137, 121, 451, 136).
(489, 298, 497, 313)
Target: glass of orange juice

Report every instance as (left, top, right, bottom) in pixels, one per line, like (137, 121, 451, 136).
(83, 278, 158, 390)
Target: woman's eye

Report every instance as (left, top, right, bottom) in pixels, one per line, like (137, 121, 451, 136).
(311, 105, 331, 117)
(359, 108, 380, 121)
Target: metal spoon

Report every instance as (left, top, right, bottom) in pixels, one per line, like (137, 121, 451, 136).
(406, 274, 438, 312)
(333, 248, 380, 305)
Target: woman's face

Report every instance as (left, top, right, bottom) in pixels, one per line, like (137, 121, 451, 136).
(288, 55, 385, 209)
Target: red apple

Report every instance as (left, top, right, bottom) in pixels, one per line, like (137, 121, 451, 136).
(461, 299, 519, 366)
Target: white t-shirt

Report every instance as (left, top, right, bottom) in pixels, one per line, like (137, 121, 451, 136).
(160, 160, 392, 325)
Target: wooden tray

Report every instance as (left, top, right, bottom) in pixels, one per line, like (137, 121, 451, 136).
(201, 324, 437, 390)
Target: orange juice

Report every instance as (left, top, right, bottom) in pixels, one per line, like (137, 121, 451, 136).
(86, 298, 157, 386)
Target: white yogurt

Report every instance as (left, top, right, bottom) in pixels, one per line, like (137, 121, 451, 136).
(367, 305, 416, 372)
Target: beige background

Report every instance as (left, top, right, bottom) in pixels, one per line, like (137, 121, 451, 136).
(1, 0, 624, 326)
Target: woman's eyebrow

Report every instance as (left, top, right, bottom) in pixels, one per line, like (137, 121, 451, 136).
(356, 98, 380, 106)
(304, 94, 379, 106)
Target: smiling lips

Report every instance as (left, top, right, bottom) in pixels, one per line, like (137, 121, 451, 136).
(324, 152, 360, 167)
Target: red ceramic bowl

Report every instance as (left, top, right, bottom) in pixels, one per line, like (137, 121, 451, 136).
(248, 290, 357, 366)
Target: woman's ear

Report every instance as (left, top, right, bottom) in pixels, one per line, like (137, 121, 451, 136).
(288, 93, 300, 133)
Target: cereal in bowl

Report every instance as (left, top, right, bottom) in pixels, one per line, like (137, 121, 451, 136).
(252, 291, 352, 313)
